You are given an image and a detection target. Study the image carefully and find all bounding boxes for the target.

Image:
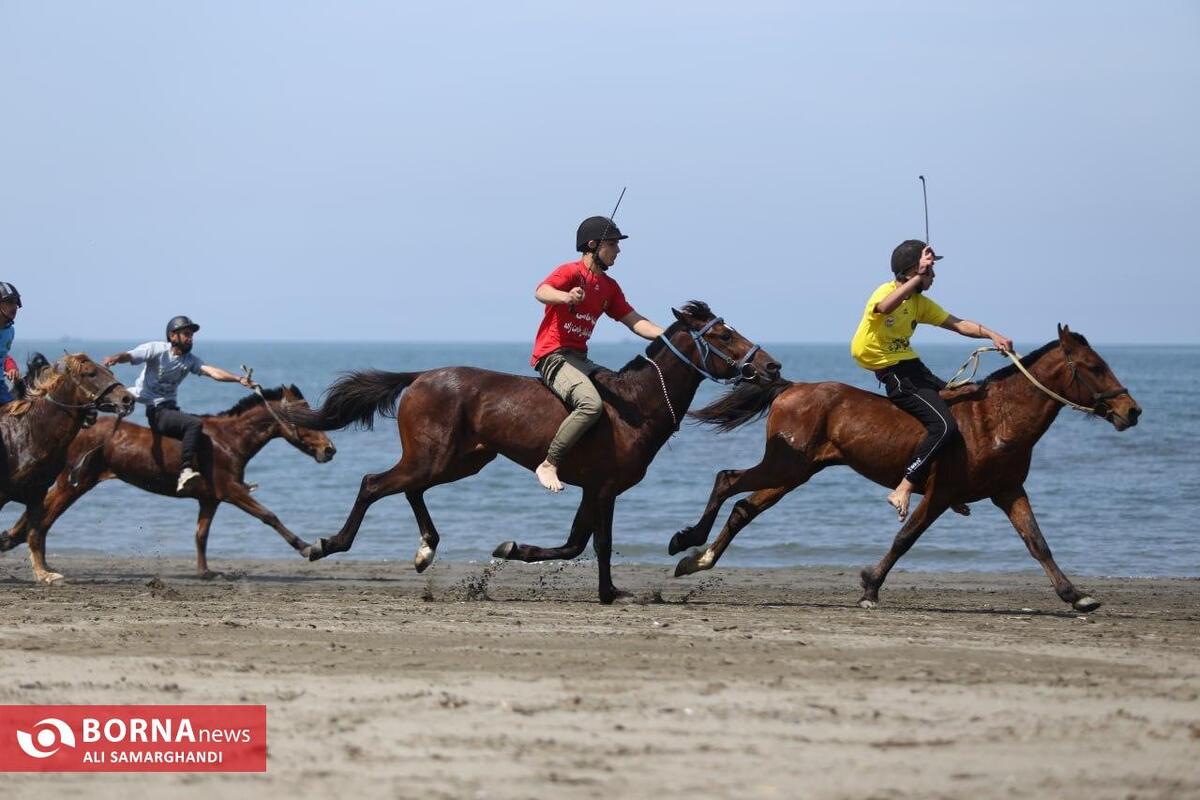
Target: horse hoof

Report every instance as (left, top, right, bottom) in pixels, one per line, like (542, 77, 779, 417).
(599, 588, 633, 605)
(1073, 596, 1101, 613)
(36, 572, 64, 585)
(303, 540, 326, 562)
(858, 598, 878, 609)
(667, 532, 687, 556)
(492, 541, 516, 559)
(198, 570, 221, 581)
(414, 544, 436, 573)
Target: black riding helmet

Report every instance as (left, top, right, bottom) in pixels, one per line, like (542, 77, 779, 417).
(576, 216, 629, 253)
(891, 239, 943, 276)
(166, 315, 200, 338)
(0, 282, 22, 307)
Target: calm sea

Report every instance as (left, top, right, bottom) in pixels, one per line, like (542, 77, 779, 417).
(5, 339, 1197, 577)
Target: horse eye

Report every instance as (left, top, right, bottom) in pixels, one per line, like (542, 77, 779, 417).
(720, 332, 732, 342)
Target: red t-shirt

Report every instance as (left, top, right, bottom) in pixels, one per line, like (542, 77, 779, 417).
(530, 259, 636, 366)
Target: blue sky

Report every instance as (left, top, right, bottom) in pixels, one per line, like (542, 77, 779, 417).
(2, 1, 1196, 344)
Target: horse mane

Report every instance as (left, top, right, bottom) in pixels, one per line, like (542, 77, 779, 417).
(980, 333, 1087, 384)
(610, 300, 714, 376)
(205, 385, 304, 418)
(25, 355, 76, 398)
(590, 301, 716, 421)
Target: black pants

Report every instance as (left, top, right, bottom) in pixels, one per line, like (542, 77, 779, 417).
(146, 402, 203, 469)
(875, 359, 958, 487)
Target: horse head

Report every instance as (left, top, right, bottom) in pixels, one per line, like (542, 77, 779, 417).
(666, 301, 782, 386)
(1055, 324, 1141, 430)
(270, 385, 337, 463)
(35, 353, 135, 418)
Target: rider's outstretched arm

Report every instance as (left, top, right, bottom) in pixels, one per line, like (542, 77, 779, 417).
(940, 315, 1013, 353)
(620, 312, 664, 340)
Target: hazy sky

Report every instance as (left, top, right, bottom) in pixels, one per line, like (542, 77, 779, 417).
(2, 1, 1196, 344)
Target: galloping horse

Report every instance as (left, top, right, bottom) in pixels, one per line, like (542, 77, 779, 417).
(671, 325, 1141, 611)
(283, 302, 782, 603)
(0, 353, 135, 583)
(0, 385, 336, 580)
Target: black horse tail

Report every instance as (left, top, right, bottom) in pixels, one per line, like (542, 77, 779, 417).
(688, 380, 793, 433)
(282, 370, 425, 431)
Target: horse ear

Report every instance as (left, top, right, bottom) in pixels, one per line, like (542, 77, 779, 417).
(671, 307, 687, 323)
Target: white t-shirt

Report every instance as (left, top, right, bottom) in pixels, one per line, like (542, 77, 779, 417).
(128, 341, 205, 407)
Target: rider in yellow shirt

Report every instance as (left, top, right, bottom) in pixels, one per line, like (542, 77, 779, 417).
(851, 240, 1013, 521)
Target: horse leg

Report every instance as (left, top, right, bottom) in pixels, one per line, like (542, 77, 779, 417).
(859, 492, 950, 608)
(592, 495, 627, 604)
(669, 438, 801, 555)
(24, 503, 62, 584)
(308, 459, 427, 560)
(493, 492, 595, 562)
(993, 486, 1099, 612)
(223, 485, 311, 560)
(406, 451, 497, 571)
(675, 480, 803, 577)
(311, 448, 495, 563)
(194, 500, 220, 578)
(1, 467, 99, 552)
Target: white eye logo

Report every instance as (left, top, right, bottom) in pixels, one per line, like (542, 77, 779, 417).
(16, 718, 76, 758)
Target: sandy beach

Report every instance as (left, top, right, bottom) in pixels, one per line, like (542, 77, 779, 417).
(0, 553, 1196, 799)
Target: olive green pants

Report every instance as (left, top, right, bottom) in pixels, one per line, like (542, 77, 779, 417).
(537, 350, 603, 466)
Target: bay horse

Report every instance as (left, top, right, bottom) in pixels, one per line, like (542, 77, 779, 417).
(0, 385, 336, 582)
(0, 353, 135, 583)
(281, 302, 782, 603)
(670, 325, 1141, 612)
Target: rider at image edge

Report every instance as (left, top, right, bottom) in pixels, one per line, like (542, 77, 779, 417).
(850, 240, 1014, 521)
(0, 282, 23, 407)
(531, 216, 665, 493)
(103, 316, 253, 493)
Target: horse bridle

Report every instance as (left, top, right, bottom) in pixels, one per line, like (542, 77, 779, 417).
(241, 366, 309, 447)
(657, 316, 762, 386)
(1062, 347, 1129, 414)
(44, 376, 127, 416)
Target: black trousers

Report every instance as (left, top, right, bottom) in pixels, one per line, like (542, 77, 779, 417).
(146, 402, 203, 469)
(874, 359, 958, 487)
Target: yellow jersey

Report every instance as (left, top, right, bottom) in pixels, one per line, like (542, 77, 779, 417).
(850, 281, 950, 370)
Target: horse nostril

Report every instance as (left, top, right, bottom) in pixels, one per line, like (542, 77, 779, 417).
(1128, 407, 1141, 423)
(767, 362, 781, 374)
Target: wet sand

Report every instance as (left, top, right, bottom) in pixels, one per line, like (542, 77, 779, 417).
(0, 553, 1197, 799)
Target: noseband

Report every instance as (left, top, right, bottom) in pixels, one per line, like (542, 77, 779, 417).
(657, 317, 762, 385)
(45, 377, 127, 416)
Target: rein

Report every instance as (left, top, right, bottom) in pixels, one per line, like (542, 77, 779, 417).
(945, 346, 1128, 415)
(241, 366, 304, 440)
(657, 317, 762, 386)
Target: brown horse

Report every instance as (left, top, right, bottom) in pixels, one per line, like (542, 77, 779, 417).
(0, 353, 135, 583)
(282, 302, 783, 603)
(671, 325, 1141, 612)
(0, 385, 336, 582)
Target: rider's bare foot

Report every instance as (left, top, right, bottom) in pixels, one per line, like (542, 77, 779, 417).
(536, 461, 563, 493)
(952, 503, 971, 516)
(886, 488, 910, 521)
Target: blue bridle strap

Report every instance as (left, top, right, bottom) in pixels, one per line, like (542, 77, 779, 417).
(656, 317, 761, 386)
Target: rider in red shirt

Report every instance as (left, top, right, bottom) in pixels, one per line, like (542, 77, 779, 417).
(531, 216, 664, 492)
